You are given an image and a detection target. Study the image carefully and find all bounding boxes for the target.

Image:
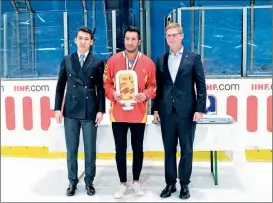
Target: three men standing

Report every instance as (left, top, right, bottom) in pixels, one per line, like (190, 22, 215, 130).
(54, 23, 206, 200)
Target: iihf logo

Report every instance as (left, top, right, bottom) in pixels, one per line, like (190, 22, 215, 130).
(206, 95, 216, 115)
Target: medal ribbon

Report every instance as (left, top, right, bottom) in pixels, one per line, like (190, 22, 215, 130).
(125, 51, 140, 70)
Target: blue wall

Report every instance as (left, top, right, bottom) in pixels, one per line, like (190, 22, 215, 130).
(150, 0, 272, 75)
(150, 0, 190, 61)
(1, 0, 272, 78)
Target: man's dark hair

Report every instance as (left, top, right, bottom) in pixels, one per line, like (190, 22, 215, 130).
(123, 26, 141, 40)
(75, 27, 94, 39)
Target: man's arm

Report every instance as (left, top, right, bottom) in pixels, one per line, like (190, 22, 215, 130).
(143, 61, 157, 100)
(151, 57, 162, 113)
(54, 58, 67, 111)
(96, 59, 106, 113)
(193, 54, 207, 113)
(103, 59, 116, 102)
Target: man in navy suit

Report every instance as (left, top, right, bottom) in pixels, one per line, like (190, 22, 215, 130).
(152, 23, 207, 199)
(54, 27, 105, 196)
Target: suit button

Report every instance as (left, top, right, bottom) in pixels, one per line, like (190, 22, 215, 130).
(73, 85, 75, 88)
(69, 74, 71, 77)
(85, 86, 87, 88)
(86, 97, 88, 99)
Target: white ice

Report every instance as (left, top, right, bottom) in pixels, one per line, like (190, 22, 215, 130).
(1, 157, 272, 202)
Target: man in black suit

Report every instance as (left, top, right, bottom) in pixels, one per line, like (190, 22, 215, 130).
(152, 23, 207, 199)
(54, 27, 105, 196)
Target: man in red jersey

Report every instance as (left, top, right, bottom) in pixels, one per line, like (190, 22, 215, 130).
(104, 26, 156, 199)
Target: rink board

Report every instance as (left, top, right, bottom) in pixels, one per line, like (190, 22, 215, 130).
(1, 78, 272, 161)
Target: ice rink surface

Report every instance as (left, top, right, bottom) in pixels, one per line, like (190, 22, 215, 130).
(1, 157, 272, 202)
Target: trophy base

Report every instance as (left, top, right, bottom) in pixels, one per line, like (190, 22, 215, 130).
(121, 102, 135, 111)
(122, 106, 134, 110)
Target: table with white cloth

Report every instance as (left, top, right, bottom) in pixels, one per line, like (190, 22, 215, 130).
(48, 115, 245, 185)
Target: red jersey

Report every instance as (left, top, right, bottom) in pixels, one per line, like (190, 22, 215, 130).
(104, 51, 156, 123)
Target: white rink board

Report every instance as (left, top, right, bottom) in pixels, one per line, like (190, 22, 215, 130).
(1, 78, 272, 152)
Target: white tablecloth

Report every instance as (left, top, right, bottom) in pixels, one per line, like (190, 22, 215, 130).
(47, 115, 246, 167)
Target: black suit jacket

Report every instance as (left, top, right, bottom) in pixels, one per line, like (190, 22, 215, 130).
(54, 51, 105, 120)
(152, 49, 207, 118)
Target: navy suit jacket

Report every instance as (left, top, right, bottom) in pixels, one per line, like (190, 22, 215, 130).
(152, 49, 207, 118)
(54, 51, 105, 120)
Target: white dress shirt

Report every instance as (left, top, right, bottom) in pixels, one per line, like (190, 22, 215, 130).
(77, 51, 89, 62)
(168, 46, 184, 82)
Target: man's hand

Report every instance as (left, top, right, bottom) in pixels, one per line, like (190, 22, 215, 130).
(95, 112, 103, 126)
(135, 93, 147, 102)
(113, 91, 122, 102)
(154, 111, 161, 124)
(193, 112, 203, 122)
(55, 111, 63, 124)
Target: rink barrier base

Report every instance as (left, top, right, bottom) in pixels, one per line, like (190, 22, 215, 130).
(1, 147, 272, 161)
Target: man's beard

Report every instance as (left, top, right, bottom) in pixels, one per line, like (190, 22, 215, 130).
(126, 47, 137, 53)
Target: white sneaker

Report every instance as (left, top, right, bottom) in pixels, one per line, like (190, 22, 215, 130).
(114, 184, 127, 199)
(132, 181, 144, 196)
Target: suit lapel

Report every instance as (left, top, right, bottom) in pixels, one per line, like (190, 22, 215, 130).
(82, 53, 95, 84)
(71, 51, 95, 84)
(174, 49, 189, 84)
(163, 52, 173, 84)
(71, 52, 85, 83)
(82, 52, 95, 71)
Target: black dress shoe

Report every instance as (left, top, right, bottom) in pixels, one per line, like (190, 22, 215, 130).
(179, 184, 190, 199)
(66, 184, 77, 196)
(160, 184, 176, 198)
(86, 184, 96, 196)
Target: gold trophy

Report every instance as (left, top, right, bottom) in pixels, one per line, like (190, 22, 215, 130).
(116, 70, 138, 110)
